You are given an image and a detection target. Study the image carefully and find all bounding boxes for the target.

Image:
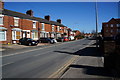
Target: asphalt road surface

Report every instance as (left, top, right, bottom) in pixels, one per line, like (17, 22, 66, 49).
(2, 39, 95, 78)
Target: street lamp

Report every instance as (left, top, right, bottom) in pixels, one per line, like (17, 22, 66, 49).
(95, 0, 98, 48)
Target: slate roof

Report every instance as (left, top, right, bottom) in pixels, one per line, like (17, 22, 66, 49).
(114, 18, 120, 23)
(2, 9, 66, 27)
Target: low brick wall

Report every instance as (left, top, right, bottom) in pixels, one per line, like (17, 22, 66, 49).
(103, 41, 116, 56)
(101, 41, 120, 73)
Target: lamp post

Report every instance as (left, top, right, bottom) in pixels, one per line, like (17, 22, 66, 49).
(95, 0, 98, 48)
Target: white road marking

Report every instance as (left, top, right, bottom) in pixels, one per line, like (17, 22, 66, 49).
(0, 62, 14, 67)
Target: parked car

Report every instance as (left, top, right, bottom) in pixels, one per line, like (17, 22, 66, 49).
(38, 38, 54, 44)
(69, 36, 75, 41)
(49, 38, 57, 43)
(19, 38, 38, 46)
(57, 37, 64, 42)
(64, 37, 69, 42)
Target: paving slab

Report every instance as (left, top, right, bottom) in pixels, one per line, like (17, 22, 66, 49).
(61, 45, 114, 79)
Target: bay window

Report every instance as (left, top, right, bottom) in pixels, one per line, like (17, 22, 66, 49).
(0, 31, 6, 41)
(12, 28, 21, 40)
(32, 32, 38, 40)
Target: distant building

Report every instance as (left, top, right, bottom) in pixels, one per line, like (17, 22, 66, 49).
(73, 30, 81, 40)
(101, 18, 120, 38)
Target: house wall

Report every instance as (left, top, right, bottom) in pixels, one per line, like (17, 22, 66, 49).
(102, 18, 120, 37)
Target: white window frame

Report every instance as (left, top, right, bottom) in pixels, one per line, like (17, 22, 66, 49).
(111, 24, 114, 27)
(0, 31, 6, 41)
(0, 15, 4, 26)
(117, 24, 120, 27)
(41, 23, 45, 30)
(14, 17, 19, 27)
(52, 25, 54, 32)
(33, 21, 37, 28)
(12, 31, 21, 40)
(106, 24, 108, 27)
(57, 26, 60, 31)
(60, 27, 62, 31)
(32, 32, 38, 40)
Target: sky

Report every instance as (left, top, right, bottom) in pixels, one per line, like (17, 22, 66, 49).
(4, 2, 119, 33)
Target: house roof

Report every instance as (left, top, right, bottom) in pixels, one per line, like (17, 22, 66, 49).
(103, 18, 120, 24)
(2, 9, 66, 27)
(114, 18, 120, 23)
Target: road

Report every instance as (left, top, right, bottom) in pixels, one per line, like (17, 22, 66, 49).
(2, 39, 95, 78)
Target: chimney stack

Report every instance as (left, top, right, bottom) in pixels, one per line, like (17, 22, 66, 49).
(44, 15, 50, 21)
(57, 19, 61, 24)
(26, 10, 33, 16)
(0, 1, 4, 10)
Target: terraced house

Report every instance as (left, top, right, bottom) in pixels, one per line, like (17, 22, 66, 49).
(0, 1, 69, 44)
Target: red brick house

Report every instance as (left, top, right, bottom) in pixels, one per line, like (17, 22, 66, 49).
(73, 30, 81, 40)
(102, 18, 120, 38)
(0, 1, 68, 44)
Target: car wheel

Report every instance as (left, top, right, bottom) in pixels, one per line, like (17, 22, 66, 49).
(28, 43, 32, 46)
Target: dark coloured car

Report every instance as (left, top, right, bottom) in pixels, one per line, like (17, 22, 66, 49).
(19, 38, 38, 46)
(56, 37, 64, 42)
(38, 38, 54, 44)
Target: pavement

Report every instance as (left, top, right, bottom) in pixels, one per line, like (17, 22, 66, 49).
(61, 44, 116, 79)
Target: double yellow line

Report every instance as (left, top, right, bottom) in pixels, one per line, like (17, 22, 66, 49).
(48, 55, 79, 78)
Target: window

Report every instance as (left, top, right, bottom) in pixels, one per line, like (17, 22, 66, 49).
(57, 26, 60, 31)
(117, 29, 120, 33)
(52, 25, 54, 31)
(32, 32, 38, 40)
(0, 15, 3, 25)
(42, 23, 44, 30)
(117, 24, 120, 27)
(106, 30, 108, 32)
(64, 29, 66, 32)
(106, 24, 108, 27)
(12, 31, 21, 40)
(0, 31, 6, 41)
(60, 27, 62, 31)
(14, 17, 19, 26)
(111, 30, 113, 33)
(33, 21, 36, 28)
(111, 24, 114, 27)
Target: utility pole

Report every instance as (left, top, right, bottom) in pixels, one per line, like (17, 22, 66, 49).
(95, 0, 98, 48)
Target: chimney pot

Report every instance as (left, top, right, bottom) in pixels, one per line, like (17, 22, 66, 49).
(44, 15, 50, 21)
(57, 19, 61, 23)
(26, 10, 33, 16)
